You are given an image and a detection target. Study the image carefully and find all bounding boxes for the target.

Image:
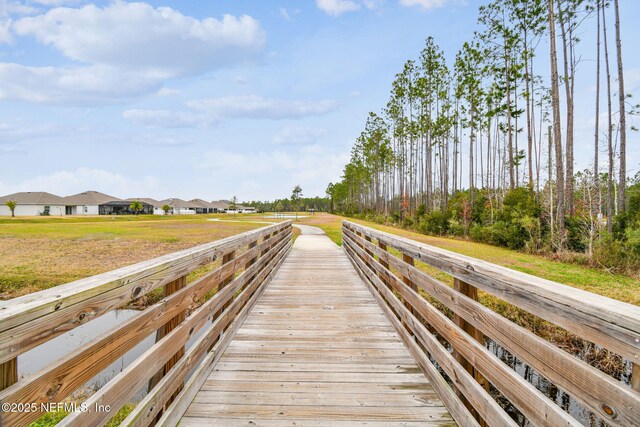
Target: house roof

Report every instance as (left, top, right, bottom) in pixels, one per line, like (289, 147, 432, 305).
(0, 191, 67, 205)
(210, 200, 230, 209)
(126, 197, 161, 207)
(158, 198, 197, 209)
(189, 198, 216, 209)
(101, 200, 153, 207)
(64, 191, 120, 206)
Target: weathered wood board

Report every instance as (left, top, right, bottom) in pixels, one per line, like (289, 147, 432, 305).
(180, 234, 454, 426)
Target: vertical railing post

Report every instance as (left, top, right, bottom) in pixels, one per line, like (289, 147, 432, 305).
(0, 358, 17, 392)
(453, 278, 489, 425)
(261, 233, 272, 257)
(401, 253, 418, 316)
(632, 363, 640, 393)
(148, 275, 188, 409)
(219, 250, 237, 315)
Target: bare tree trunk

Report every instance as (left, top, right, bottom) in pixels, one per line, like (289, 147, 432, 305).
(603, 2, 614, 232)
(557, 0, 574, 216)
(549, 0, 565, 247)
(614, 0, 626, 213)
(594, 0, 601, 216)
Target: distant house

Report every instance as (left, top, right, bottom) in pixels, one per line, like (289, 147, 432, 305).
(0, 192, 67, 216)
(210, 200, 230, 213)
(222, 202, 256, 214)
(63, 191, 119, 215)
(99, 200, 154, 215)
(126, 198, 165, 215)
(238, 205, 257, 214)
(189, 199, 218, 214)
(158, 198, 197, 215)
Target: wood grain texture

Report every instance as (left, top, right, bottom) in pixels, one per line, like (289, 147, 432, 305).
(344, 225, 640, 427)
(345, 235, 578, 427)
(122, 239, 291, 427)
(179, 233, 453, 426)
(343, 221, 640, 363)
(0, 221, 291, 364)
(0, 231, 291, 427)
(58, 235, 291, 427)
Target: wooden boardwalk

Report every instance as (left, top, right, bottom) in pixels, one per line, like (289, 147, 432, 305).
(180, 233, 454, 426)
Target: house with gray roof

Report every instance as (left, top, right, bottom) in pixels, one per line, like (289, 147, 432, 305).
(126, 198, 166, 215)
(0, 192, 67, 216)
(63, 191, 120, 215)
(158, 198, 197, 215)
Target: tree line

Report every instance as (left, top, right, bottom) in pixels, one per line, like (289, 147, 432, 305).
(327, 0, 639, 271)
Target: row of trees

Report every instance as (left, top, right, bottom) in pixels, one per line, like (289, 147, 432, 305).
(327, 0, 637, 264)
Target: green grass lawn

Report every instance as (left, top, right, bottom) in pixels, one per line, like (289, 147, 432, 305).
(297, 213, 640, 306)
(0, 214, 266, 299)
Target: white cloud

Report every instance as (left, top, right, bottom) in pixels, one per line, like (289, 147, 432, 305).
(0, 167, 160, 197)
(156, 87, 181, 97)
(0, 19, 12, 43)
(0, 63, 164, 104)
(316, 0, 360, 16)
(0, 2, 266, 104)
(13, 3, 265, 73)
(195, 145, 348, 199)
(279, 7, 290, 20)
(187, 95, 337, 119)
(399, 0, 447, 10)
(273, 125, 328, 145)
(235, 75, 248, 85)
(122, 109, 215, 128)
(0, 1, 38, 18)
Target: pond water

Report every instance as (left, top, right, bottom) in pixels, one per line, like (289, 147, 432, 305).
(485, 340, 630, 426)
(19, 309, 207, 401)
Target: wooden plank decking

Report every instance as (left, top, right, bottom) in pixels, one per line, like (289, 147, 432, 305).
(180, 233, 454, 426)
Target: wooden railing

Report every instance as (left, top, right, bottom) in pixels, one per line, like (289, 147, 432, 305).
(0, 221, 292, 427)
(342, 220, 640, 427)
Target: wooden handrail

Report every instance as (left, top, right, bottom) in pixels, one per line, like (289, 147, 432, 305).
(0, 221, 292, 427)
(342, 220, 640, 427)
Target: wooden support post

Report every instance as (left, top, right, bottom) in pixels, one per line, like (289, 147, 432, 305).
(148, 275, 187, 412)
(632, 363, 640, 393)
(242, 240, 258, 292)
(260, 233, 271, 257)
(0, 358, 17, 391)
(453, 278, 489, 425)
(218, 250, 236, 314)
(401, 253, 418, 317)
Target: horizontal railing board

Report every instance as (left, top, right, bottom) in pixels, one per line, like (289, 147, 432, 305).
(0, 221, 290, 363)
(344, 239, 481, 427)
(122, 239, 291, 427)
(344, 227, 640, 426)
(345, 233, 579, 427)
(343, 221, 640, 362)
(0, 231, 290, 427)
(58, 232, 291, 427)
(151, 241, 291, 427)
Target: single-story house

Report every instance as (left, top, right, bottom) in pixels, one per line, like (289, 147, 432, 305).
(158, 198, 197, 215)
(126, 198, 165, 215)
(210, 200, 230, 213)
(99, 200, 154, 215)
(63, 191, 120, 215)
(0, 192, 67, 216)
(189, 199, 218, 214)
(237, 205, 257, 214)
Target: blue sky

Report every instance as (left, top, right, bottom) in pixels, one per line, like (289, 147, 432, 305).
(0, 0, 638, 202)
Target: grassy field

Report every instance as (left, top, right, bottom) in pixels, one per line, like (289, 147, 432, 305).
(2, 212, 638, 306)
(0, 214, 265, 299)
(294, 213, 640, 306)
